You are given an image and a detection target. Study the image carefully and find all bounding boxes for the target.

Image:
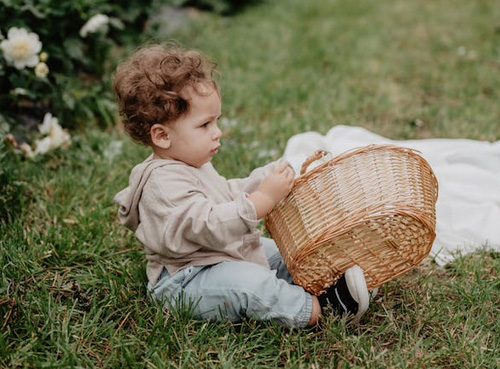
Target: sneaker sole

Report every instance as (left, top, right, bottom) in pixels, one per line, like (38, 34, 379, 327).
(344, 266, 370, 320)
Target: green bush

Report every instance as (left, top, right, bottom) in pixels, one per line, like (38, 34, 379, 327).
(0, 0, 152, 144)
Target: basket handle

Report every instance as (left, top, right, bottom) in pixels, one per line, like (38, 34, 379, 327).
(300, 149, 331, 175)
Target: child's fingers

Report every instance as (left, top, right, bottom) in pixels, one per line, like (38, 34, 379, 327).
(276, 161, 292, 173)
(286, 164, 295, 178)
(275, 161, 288, 173)
(282, 165, 292, 178)
(281, 167, 294, 188)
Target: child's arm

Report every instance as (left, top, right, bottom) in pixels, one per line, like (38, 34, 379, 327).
(225, 160, 279, 194)
(247, 161, 294, 219)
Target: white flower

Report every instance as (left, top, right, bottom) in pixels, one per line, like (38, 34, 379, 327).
(33, 136, 52, 155)
(34, 62, 49, 78)
(80, 14, 110, 38)
(39, 113, 58, 135)
(39, 51, 48, 62)
(34, 113, 71, 155)
(0, 27, 42, 70)
(12, 87, 29, 96)
(48, 122, 71, 149)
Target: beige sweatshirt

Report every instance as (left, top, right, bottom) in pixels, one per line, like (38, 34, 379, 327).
(114, 155, 278, 285)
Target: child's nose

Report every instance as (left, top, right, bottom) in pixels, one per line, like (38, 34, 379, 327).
(212, 125, 222, 140)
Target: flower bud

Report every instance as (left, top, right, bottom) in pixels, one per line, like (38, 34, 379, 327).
(35, 62, 49, 78)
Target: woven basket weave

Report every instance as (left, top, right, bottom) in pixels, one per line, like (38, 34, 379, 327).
(265, 144, 438, 295)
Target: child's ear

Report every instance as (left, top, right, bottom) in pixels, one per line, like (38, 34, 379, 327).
(150, 124, 171, 149)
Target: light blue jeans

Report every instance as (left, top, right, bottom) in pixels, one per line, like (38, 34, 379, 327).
(150, 237, 313, 328)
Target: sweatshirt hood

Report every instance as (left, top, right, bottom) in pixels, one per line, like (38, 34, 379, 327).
(114, 155, 175, 231)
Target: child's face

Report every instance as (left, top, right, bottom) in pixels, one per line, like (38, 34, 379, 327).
(164, 84, 222, 167)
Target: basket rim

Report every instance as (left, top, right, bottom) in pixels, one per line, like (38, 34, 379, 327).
(293, 144, 439, 201)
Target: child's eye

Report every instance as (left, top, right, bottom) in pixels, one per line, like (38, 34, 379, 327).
(201, 122, 210, 128)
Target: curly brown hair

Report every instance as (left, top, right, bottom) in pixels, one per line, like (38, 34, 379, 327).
(113, 44, 218, 145)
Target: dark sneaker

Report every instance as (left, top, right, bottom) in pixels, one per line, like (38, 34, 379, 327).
(318, 266, 369, 321)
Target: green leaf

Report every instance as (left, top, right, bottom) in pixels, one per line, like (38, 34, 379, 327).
(63, 38, 85, 61)
(62, 91, 76, 110)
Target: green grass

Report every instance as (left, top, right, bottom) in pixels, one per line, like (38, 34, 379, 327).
(2, 0, 500, 367)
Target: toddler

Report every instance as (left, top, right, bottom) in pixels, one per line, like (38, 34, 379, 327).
(113, 44, 370, 328)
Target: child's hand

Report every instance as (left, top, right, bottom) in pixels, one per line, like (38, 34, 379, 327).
(248, 161, 295, 219)
(259, 161, 295, 203)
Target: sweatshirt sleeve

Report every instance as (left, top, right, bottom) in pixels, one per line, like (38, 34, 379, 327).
(139, 168, 260, 257)
(225, 159, 280, 194)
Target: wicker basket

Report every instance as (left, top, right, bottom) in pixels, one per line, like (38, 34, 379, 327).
(265, 144, 438, 295)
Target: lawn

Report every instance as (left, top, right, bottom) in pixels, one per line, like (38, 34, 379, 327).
(1, 0, 500, 368)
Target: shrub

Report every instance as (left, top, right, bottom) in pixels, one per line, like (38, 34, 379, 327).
(0, 0, 153, 151)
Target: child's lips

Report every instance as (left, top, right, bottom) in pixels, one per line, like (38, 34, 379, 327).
(211, 144, 221, 154)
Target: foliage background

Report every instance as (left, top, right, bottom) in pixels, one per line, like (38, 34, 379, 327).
(0, 0, 149, 132)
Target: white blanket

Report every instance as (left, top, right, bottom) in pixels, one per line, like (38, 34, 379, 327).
(282, 125, 500, 266)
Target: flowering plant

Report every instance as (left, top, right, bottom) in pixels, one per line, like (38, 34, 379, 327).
(1, 27, 42, 69)
(0, 25, 72, 157)
(0, 0, 149, 157)
(19, 113, 71, 158)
